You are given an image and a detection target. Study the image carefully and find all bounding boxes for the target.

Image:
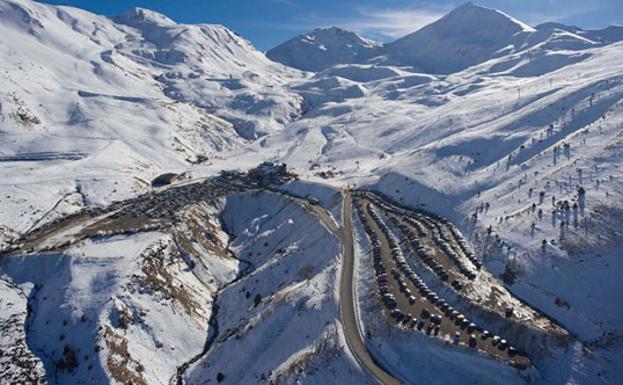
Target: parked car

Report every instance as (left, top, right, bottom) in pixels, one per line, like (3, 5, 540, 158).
(467, 322, 477, 333)
(491, 336, 501, 346)
(433, 314, 444, 325)
(453, 332, 461, 345)
(468, 334, 478, 347)
(426, 324, 434, 335)
(383, 295, 397, 309)
(417, 319, 426, 330)
(498, 339, 508, 350)
(409, 318, 418, 328)
(460, 319, 470, 329)
(390, 309, 404, 321)
(402, 314, 413, 325)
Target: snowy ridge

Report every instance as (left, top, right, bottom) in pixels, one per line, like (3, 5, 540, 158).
(1, 0, 623, 384)
(268, 2, 618, 75)
(267, 27, 383, 72)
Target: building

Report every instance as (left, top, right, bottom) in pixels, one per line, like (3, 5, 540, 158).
(248, 162, 293, 185)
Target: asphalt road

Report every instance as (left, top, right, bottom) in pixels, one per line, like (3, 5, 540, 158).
(301, 191, 401, 385)
(339, 192, 403, 385)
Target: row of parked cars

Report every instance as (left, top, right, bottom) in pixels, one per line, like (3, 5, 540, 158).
(445, 223, 483, 270)
(114, 178, 240, 220)
(353, 200, 398, 312)
(355, 189, 484, 272)
(401, 224, 453, 283)
(365, 203, 447, 337)
(360, 192, 477, 284)
(395, 206, 480, 281)
(353, 193, 523, 360)
(430, 227, 477, 280)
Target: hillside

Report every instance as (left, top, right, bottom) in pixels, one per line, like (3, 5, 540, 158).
(267, 2, 621, 75)
(1, 1, 623, 385)
(266, 27, 383, 72)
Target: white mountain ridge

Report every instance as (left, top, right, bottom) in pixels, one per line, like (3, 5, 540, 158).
(1, 1, 623, 385)
(268, 2, 623, 74)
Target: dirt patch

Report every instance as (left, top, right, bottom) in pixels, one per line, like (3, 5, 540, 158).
(84, 216, 168, 237)
(132, 241, 200, 318)
(103, 326, 147, 385)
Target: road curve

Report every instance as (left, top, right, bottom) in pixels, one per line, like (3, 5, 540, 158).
(339, 192, 402, 385)
(267, 189, 402, 384)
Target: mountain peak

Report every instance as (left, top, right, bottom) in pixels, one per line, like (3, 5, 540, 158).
(305, 27, 381, 47)
(267, 27, 382, 72)
(445, 2, 535, 33)
(112, 7, 176, 27)
(384, 2, 535, 73)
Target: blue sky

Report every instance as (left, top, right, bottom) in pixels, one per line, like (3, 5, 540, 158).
(37, 0, 623, 51)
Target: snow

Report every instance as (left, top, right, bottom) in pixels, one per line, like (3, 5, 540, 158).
(272, 180, 344, 225)
(2, 0, 623, 383)
(0, 278, 46, 383)
(351, 206, 531, 385)
(267, 27, 382, 72)
(183, 191, 371, 384)
(267, 3, 619, 77)
(0, 231, 222, 384)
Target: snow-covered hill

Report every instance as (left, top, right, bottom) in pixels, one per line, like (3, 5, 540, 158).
(267, 2, 621, 75)
(2, 0, 623, 384)
(0, 0, 306, 238)
(384, 2, 538, 73)
(266, 27, 383, 72)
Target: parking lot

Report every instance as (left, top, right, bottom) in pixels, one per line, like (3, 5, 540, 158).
(353, 191, 531, 369)
(5, 177, 245, 255)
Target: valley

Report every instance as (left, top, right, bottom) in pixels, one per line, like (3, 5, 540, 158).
(1, 0, 622, 384)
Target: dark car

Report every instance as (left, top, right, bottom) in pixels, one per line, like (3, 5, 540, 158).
(468, 334, 477, 348)
(426, 324, 434, 335)
(430, 314, 442, 325)
(402, 314, 413, 325)
(417, 319, 426, 330)
(390, 309, 404, 321)
(498, 339, 508, 351)
(491, 336, 501, 346)
(383, 295, 397, 309)
(460, 319, 470, 329)
(467, 322, 477, 333)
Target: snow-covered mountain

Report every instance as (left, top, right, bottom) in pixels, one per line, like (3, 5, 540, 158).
(267, 26, 383, 72)
(0, 0, 307, 236)
(383, 2, 538, 73)
(0, 0, 304, 172)
(268, 2, 621, 75)
(537, 21, 623, 44)
(2, 1, 623, 385)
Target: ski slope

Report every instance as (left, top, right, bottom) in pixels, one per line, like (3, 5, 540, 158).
(1, 1, 623, 384)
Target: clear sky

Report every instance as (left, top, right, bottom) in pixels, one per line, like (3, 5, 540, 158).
(36, 0, 623, 51)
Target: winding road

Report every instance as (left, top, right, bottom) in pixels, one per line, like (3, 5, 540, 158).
(338, 192, 402, 385)
(298, 191, 401, 385)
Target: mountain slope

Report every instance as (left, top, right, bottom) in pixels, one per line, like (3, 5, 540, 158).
(268, 2, 615, 76)
(2, 1, 623, 384)
(0, 0, 305, 237)
(0, 0, 304, 171)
